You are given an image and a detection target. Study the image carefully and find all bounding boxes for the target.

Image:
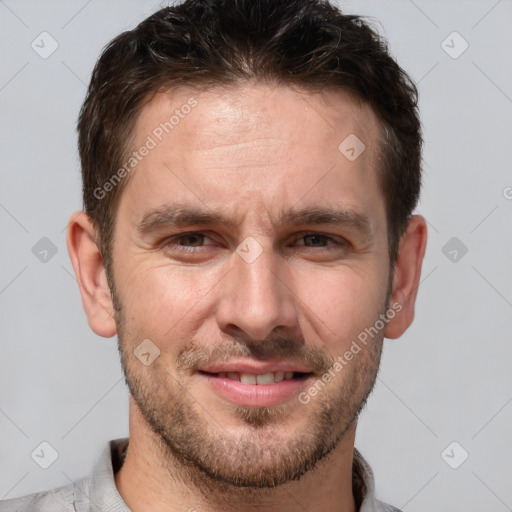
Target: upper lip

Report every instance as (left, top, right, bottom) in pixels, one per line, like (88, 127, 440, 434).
(199, 359, 314, 375)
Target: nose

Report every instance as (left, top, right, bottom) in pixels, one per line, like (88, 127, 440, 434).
(215, 241, 298, 341)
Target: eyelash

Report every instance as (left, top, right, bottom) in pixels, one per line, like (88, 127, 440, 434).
(163, 232, 349, 252)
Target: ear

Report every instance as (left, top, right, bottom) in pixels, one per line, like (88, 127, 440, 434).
(384, 215, 427, 339)
(66, 211, 117, 338)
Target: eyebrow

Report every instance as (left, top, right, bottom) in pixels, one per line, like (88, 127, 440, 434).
(136, 203, 373, 241)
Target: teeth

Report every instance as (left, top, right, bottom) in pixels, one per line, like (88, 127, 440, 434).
(215, 370, 298, 385)
(274, 371, 284, 382)
(256, 372, 275, 385)
(240, 373, 257, 385)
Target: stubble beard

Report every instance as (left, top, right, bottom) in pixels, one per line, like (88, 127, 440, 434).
(111, 281, 388, 494)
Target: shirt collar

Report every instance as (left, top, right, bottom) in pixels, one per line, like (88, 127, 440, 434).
(73, 438, 130, 512)
(74, 438, 386, 512)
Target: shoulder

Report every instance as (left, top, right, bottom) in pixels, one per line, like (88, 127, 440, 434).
(0, 478, 86, 512)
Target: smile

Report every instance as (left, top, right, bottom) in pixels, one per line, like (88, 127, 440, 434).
(199, 370, 310, 385)
(197, 370, 314, 407)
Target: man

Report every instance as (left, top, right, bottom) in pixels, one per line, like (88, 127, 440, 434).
(0, 0, 427, 510)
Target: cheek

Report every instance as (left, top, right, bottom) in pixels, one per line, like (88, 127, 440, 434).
(118, 263, 221, 339)
(291, 266, 387, 347)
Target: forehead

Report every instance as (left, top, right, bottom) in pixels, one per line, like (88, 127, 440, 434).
(136, 83, 381, 157)
(120, 83, 385, 229)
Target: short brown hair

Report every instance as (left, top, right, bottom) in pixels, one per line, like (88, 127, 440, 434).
(78, 0, 422, 278)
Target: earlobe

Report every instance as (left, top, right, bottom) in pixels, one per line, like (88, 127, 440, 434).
(384, 215, 428, 340)
(66, 211, 117, 338)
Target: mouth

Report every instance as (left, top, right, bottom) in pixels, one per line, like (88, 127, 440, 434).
(196, 366, 315, 407)
(198, 370, 312, 385)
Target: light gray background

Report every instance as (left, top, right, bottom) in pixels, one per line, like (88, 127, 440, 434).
(1, 0, 511, 510)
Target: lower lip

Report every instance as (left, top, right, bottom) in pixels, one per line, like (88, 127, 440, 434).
(198, 373, 312, 407)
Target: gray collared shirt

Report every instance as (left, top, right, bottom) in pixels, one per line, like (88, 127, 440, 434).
(0, 438, 402, 511)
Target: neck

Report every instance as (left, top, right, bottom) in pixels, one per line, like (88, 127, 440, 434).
(115, 399, 357, 512)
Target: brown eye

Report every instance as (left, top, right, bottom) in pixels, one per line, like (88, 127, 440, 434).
(301, 234, 331, 247)
(162, 232, 215, 255)
(176, 234, 206, 247)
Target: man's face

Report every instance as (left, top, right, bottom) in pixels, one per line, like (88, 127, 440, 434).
(110, 84, 391, 487)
